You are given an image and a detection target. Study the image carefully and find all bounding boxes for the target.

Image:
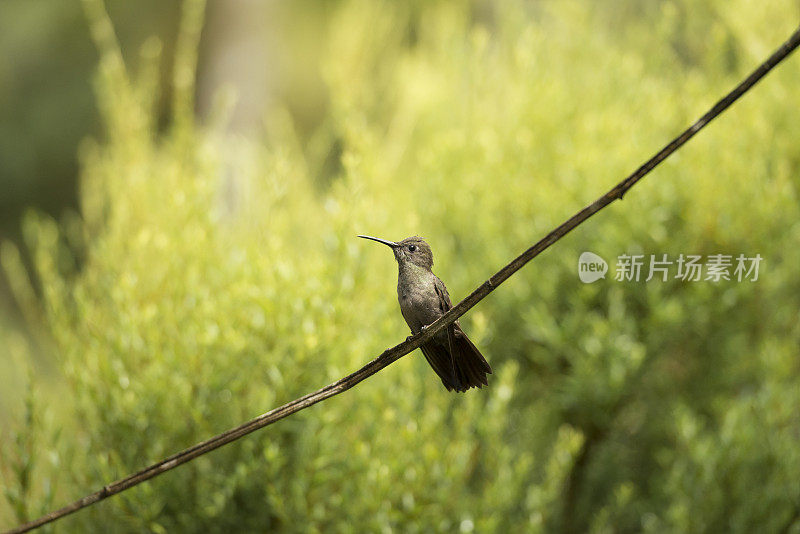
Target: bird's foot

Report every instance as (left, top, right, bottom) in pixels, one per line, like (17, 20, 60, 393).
(407, 324, 430, 342)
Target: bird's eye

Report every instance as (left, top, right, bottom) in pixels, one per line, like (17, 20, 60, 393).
(408, 245, 416, 252)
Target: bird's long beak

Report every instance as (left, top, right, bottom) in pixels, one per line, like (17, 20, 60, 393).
(357, 235, 399, 248)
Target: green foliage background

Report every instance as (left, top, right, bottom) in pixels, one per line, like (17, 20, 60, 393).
(2, 0, 800, 532)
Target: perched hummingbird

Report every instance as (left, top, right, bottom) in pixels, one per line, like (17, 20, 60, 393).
(358, 235, 492, 392)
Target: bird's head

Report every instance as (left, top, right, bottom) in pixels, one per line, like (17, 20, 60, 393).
(358, 235, 433, 270)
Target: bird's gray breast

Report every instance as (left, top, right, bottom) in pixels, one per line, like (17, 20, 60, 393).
(397, 266, 444, 334)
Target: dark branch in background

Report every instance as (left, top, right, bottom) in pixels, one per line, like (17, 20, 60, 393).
(6, 24, 800, 534)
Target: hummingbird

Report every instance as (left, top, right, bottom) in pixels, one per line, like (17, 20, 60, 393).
(358, 235, 492, 392)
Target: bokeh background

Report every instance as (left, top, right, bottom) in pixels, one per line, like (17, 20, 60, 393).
(2, 0, 800, 531)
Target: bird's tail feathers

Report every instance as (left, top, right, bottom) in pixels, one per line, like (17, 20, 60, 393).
(420, 328, 492, 393)
(451, 329, 492, 392)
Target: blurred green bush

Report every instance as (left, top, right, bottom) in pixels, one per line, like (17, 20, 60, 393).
(0, 0, 181, 234)
(2, 0, 800, 532)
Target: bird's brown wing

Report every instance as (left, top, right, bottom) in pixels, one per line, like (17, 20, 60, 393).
(433, 275, 454, 310)
(431, 275, 492, 391)
(433, 276, 459, 387)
